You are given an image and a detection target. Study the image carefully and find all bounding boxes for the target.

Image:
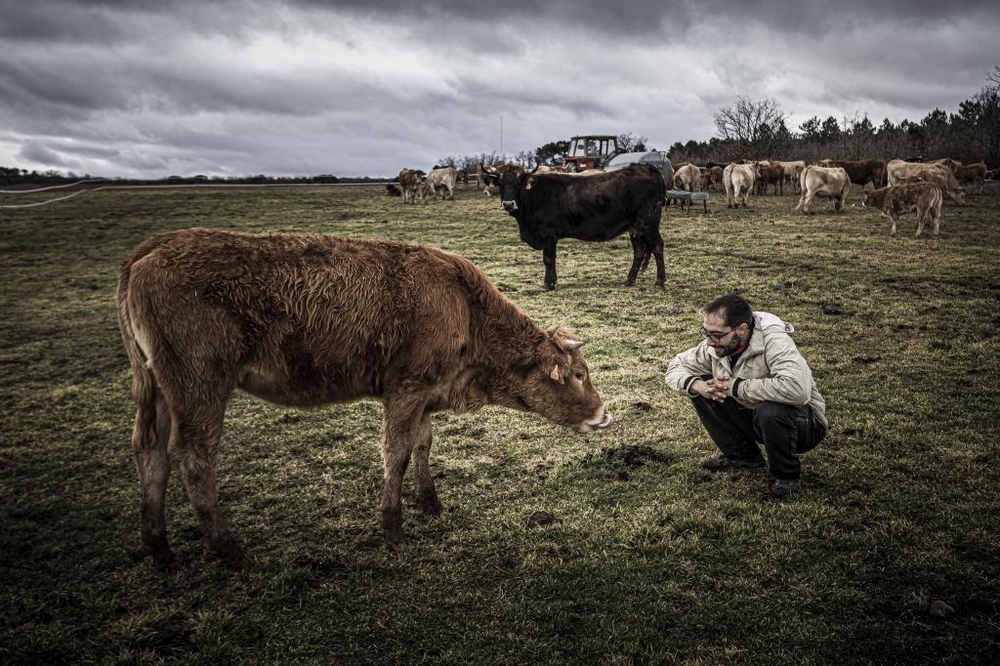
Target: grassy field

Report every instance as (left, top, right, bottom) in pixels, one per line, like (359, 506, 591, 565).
(1, 180, 998, 664)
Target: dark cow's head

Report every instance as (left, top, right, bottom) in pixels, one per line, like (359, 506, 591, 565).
(498, 169, 525, 214)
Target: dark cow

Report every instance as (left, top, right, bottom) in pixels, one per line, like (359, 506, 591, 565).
(816, 158, 888, 189)
(497, 163, 666, 291)
(863, 183, 944, 236)
(118, 228, 614, 568)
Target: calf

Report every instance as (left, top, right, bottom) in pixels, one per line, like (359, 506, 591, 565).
(863, 183, 943, 236)
(118, 229, 614, 568)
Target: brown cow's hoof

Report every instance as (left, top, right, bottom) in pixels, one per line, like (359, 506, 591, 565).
(132, 544, 176, 571)
(416, 493, 444, 515)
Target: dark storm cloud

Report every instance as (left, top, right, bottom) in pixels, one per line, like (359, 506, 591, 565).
(0, 0, 998, 178)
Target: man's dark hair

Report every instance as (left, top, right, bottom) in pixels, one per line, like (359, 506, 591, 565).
(705, 293, 753, 329)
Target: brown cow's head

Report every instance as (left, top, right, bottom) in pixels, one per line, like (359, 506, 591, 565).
(509, 326, 613, 433)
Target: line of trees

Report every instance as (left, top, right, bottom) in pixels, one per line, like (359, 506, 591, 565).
(669, 66, 1000, 167)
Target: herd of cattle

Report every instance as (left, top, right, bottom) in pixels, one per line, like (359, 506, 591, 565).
(389, 155, 991, 291)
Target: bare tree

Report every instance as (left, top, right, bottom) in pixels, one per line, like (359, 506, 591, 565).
(713, 96, 787, 158)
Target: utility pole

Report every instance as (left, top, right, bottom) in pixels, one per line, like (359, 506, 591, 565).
(500, 116, 504, 156)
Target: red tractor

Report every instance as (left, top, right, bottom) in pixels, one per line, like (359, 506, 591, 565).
(561, 135, 621, 171)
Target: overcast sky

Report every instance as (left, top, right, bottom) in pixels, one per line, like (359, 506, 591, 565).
(1, 0, 998, 179)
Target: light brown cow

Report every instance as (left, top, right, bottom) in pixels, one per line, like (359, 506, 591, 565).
(423, 166, 457, 200)
(796, 165, 850, 213)
(955, 161, 987, 194)
(863, 183, 944, 236)
(117, 228, 614, 568)
(673, 163, 703, 211)
(398, 167, 425, 204)
(723, 162, 758, 208)
(887, 160, 966, 205)
(776, 160, 806, 194)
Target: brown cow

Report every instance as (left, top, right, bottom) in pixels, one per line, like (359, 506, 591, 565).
(398, 167, 425, 204)
(863, 183, 944, 236)
(931, 158, 962, 177)
(117, 228, 614, 568)
(703, 165, 724, 191)
(724, 162, 758, 208)
(955, 161, 987, 194)
(754, 160, 784, 196)
(796, 165, 850, 213)
(815, 158, 887, 189)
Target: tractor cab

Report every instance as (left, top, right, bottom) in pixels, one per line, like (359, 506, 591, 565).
(562, 135, 620, 171)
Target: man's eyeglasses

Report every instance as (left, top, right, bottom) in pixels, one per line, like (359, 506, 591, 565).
(700, 326, 735, 342)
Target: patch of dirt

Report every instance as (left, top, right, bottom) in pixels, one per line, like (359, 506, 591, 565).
(605, 445, 672, 468)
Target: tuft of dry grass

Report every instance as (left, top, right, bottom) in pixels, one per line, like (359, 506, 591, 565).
(1, 181, 998, 664)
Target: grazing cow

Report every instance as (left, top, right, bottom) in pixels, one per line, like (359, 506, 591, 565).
(723, 162, 758, 208)
(497, 164, 666, 291)
(385, 183, 402, 197)
(776, 160, 807, 194)
(118, 228, 614, 568)
(424, 166, 458, 200)
(796, 165, 850, 213)
(887, 160, 966, 205)
(673, 164, 703, 211)
(398, 168, 425, 204)
(863, 183, 943, 236)
(815, 158, 888, 190)
(955, 161, 987, 194)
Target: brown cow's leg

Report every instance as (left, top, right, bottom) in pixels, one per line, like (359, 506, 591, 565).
(131, 394, 174, 570)
(173, 416, 247, 568)
(380, 400, 418, 552)
(412, 412, 442, 515)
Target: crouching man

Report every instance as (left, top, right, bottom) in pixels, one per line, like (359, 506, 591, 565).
(665, 293, 828, 498)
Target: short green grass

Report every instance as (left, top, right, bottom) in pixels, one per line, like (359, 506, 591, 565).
(1, 182, 998, 664)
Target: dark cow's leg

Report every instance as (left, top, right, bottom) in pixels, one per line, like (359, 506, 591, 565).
(624, 233, 645, 286)
(412, 411, 442, 515)
(542, 238, 558, 291)
(132, 394, 174, 570)
(649, 228, 666, 288)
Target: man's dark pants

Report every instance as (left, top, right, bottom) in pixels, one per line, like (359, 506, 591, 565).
(691, 395, 825, 480)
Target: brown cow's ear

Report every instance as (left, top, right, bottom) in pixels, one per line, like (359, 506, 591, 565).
(549, 365, 564, 384)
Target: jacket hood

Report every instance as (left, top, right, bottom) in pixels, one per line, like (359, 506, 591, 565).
(755, 311, 794, 334)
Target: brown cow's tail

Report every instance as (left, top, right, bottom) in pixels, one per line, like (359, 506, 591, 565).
(116, 255, 163, 454)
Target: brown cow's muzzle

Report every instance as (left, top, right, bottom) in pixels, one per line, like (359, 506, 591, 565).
(578, 406, 614, 433)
